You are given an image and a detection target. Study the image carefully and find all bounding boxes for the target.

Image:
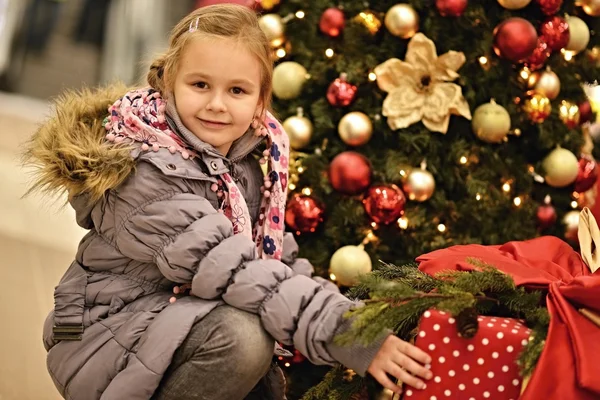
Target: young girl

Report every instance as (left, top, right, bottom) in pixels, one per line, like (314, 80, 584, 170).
(25, 4, 432, 399)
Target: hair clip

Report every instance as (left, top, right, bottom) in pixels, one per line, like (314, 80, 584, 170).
(188, 17, 200, 33)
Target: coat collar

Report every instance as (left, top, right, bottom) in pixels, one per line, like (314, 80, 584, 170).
(165, 99, 264, 168)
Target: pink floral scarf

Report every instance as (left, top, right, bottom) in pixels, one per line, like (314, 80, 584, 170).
(104, 88, 289, 260)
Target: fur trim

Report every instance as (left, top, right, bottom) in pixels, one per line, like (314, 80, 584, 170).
(23, 83, 136, 203)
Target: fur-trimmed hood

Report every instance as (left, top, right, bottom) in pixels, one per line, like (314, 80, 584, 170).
(23, 83, 266, 205)
(23, 83, 135, 203)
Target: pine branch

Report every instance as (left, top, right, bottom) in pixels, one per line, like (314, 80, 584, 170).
(365, 292, 499, 306)
(333, 263, 549, 377)
(301, 366, 366, 400)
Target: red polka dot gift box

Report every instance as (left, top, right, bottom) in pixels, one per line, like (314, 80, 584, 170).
(404, 309, 531, 400)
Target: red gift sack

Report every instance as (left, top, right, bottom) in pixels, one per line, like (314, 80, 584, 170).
(404, 310, 531, 400)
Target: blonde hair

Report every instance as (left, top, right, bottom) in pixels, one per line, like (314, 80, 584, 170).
(147, 4, 273, 115)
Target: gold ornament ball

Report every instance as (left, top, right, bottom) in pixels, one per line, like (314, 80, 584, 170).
(565, 16, 590, 54)
(377, 388, 400, 400)
(258, 14, 285, 47)
(354, 11, 383, 35)
(528, 69, 561, 100)
(559, 100, 581, 129)
(589, 46, 600, 67)
(329, 245, 372, 287)
(260, 0, 280, 11)
(338, 112, 373, 146)
(384, 4, 419, 39)
(563, 210, 580, 243)
(578, 0, 600, 16)
(283, 115, 313, 150)
(403, 168, 435, 202)
(472, 100, 511, 143)
(542, 147, 579, 188)
(497, 0, 532, 9)
(272, 62, 308, 100)
(271, 40, 292, 61)
(523, 94, 552, 123)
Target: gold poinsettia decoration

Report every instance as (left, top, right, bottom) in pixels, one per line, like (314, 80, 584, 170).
(374, 33, 471, 134)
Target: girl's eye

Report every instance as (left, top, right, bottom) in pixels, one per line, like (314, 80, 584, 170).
(194, 82, 208, 89)
(231, 87, 246, 95)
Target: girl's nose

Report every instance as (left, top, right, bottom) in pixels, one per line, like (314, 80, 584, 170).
(206, 93, 227, 113)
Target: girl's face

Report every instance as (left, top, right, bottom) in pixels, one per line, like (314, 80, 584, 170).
(173, 37, 262, 156)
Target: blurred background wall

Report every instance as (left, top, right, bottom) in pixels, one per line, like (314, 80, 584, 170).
(0, 1, 195, 398)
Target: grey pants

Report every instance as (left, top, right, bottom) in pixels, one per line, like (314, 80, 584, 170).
(153, 305, 277, 400)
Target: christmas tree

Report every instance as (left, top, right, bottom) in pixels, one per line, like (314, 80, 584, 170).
(252, 0, 600, 398)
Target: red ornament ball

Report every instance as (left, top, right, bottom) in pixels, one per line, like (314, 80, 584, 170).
(326, 74, 358, 107)
(536, 203, 557, 229)
(363, 184, 406, 224)
(574, 154, 599, 193)
(524, 38, 550, 71)
(435, 0, 468, 16)
(291, 349, 306, 364)
(493, 18, 538, 63)
(535, 0, 563, 15)
(328, 151, 372, 195)
(319, 8, 345, 37)
(539, 16, 570, 52)
(284, 194, 325, 234)
(579, 100, 594, 124)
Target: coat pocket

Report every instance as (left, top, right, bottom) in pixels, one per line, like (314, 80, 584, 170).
(53, 262, 89, 341)
(108, 295, 125, 316)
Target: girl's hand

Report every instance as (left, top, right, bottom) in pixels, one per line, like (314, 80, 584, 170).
(169, 283, 192, 303)
(367, 335, 432, 394)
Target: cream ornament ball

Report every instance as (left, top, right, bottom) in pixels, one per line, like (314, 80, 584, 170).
(338, 112, 373, 146)
(403, 167, 436, 202)
(565, 16, 590, 54)
(283, 108, 313, 150)
(272, 62, 308, 100)
(384, 4, 419, 39)
(497, 0, 532, 9)
(329, 245, 372, 287)
(472, 100, 511, 143)
(258, 14, 285, 47)
(528, 69, 561, 100)
(542, 147, 579, 188)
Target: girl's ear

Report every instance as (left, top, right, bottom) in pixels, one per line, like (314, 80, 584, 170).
(255, 101, 265, 120)
(161, 68, 169, 97)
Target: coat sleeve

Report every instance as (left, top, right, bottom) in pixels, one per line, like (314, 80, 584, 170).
(110, 167, 387, 376)
(281, 232, 340, 292)
(220, 261, 390, 375)
(200, 234, 389, 375)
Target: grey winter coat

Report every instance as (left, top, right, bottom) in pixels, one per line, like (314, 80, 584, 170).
(26, 85, 389, 400)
